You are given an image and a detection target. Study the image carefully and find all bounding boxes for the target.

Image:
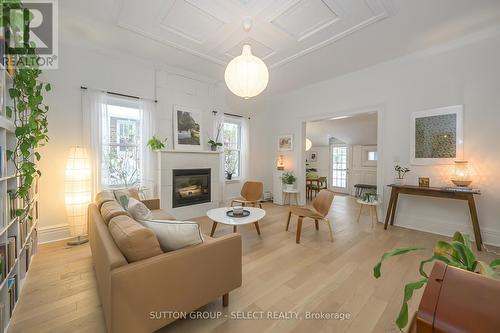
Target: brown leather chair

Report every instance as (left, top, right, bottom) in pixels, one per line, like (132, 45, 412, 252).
(286, 189, 335, 244)
(231, 181, 264, 208)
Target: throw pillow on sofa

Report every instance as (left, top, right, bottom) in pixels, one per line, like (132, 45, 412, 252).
(126, 197, 152, 221)
(138, 220, 204, 252)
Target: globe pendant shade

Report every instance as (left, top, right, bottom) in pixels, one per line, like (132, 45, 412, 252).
(225, 44, 269, 99)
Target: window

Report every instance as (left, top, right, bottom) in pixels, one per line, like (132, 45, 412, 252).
(102, 98, 142, 188)
(368, 151, 378, 161)
(223, 120, 241, 179)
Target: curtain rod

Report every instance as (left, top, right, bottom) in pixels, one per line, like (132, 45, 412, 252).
(80, 86, 158, 103)
(212, 111, 250, 120)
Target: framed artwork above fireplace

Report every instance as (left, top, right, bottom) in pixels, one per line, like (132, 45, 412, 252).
(173, 105, 203, 151)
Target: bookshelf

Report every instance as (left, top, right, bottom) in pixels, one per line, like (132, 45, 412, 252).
(0, 62, 39, 332)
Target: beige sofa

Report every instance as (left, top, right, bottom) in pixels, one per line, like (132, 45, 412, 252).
(88, 191, 242, 333)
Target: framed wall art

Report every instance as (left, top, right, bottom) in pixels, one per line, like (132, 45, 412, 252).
(173, 105, 203, 151)
(410, 105, 463, 165)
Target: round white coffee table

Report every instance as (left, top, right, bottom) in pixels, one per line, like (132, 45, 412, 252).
(207, 207, 266, 236)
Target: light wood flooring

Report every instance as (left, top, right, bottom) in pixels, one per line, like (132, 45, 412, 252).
(9, 196, 498, 333)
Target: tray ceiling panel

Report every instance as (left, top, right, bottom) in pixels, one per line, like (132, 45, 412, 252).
(117, 0, 390, 69)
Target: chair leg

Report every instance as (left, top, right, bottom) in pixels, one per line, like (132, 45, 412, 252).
(230, 200, 235, 207)
(325, 219, 334, 242)
(286, 211, 292, 231)
(233, 225, 237, 233)
(315, 219, 319, 230)
(222, 293, 229, 307)
(259, 203, 263, 209)
(296, 217, 303, 244)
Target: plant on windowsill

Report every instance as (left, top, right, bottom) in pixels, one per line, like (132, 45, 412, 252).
(3, 0, 51, 218)
(373, 231, 500, 330)
(394, 164, 410, 186)
(281, 172, 296, 191)
(147, 136, 167, 151)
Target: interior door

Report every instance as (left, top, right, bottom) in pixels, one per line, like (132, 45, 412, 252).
(330, 144, 350, 194)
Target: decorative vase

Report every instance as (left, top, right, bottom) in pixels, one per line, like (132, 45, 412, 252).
(285, 184, 294, 191)
(226, 173, 232, 180)
(394, 178, 406, 186)
(210, 145, 217, 151)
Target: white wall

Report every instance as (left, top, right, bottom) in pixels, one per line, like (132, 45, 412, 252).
(38, 43, 246, 242)
(250, 32, 500, 246)
(306, 146, 329, 177)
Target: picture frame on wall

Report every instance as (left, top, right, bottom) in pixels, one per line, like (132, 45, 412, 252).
(173, 105, 203, 151)
(278, 134, 293, 151)
(309, 151, 318, 162)
(410, 105, 463, 165)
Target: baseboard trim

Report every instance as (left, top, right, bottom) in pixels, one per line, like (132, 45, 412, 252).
(38, 223, 72, 244)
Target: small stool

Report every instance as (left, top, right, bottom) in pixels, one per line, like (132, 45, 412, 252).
(356, 199, 380, 229)
(283, 189, 299, 206)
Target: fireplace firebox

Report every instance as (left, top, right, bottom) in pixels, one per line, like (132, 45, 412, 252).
(172, 169, 211, 208)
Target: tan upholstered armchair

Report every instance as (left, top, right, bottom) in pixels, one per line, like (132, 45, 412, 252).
(231, 181, 264, 208)
(286, 189, 335, 244)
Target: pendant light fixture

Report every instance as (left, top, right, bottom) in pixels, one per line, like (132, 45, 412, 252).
(224, 18, 269, 99)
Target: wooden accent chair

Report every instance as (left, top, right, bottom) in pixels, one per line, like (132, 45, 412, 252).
(231, 181, 264, 208)
(308, 176, 327, 199)
(286, 189, 335, 244)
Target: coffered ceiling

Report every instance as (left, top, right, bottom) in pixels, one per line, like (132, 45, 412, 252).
(116, 0, 390, 69)
(59, 0, 500, 96)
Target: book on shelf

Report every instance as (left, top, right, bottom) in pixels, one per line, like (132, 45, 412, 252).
(6, 191, 14, 222)
(441, 186, 481, 193)
(0, 196, 4, 229)
(0, 245, 5, 283)
(7, 275, 16, 317)
(6, 237, 16, 272)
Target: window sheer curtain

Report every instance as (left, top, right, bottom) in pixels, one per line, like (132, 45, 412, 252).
(82, 89, 109, 198)
(139, 99, 155, 197)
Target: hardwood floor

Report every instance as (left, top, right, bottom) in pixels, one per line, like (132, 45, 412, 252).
(9, 196, 498, 333)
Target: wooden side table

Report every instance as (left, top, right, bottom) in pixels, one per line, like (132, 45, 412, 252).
(356, 199, 380, 229)
(283, 189, 299, 206)
(384, 184, 483, 251)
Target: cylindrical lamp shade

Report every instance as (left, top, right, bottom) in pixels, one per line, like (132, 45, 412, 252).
(224, 44, 269, 99)
(451, 160, 472, 187)
(65, 146, 91, 237)
(306, 138, 312, 151)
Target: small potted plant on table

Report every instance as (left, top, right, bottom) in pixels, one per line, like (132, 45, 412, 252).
(394, 164, 410, 185)
(281, 172, 296, 191)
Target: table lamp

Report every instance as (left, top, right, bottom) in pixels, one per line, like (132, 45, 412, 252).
(451, 160, 472, 187)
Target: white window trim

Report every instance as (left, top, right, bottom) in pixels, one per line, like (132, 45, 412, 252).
(224, 117, 242, 182)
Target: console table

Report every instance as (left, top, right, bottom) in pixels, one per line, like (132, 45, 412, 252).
(384, 184, 483, 251)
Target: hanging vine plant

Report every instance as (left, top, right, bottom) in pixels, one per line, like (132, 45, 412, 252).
(2, 0, 51, 217)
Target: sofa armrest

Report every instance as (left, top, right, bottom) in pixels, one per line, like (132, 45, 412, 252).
(141, 198, 160, 210)
(109, 233, 242, 333)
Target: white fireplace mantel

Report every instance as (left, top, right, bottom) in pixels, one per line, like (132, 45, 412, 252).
(157, 150, 223, 220)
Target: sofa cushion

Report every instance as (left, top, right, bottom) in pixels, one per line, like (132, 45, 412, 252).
(138, 220, 204, 252)
(100, 200, 131, 225)
(108, 215, 162, 263)
(150, 209, 176, 221)
(95, 191, 116, 209)
(126, 197, 152, 221)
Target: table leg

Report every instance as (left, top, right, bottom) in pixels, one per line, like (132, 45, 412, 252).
(210, 221, 218, 237)
(384, 189, 395, 230)
(467, 196, 483, 251)
(389, 191, 399, 226)
(296, 217, 303, 244)
(233, 225, 237, 233)
(254, 222, 261, 235)
(357, 204, 363, 223)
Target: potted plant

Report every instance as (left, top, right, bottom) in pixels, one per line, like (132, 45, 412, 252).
(147, 136, 167, 151)
(394, 164, 410, 185)
(209, 123, 223, 151)
(373, 231, 500, 330)
(281, 172, 296, 191)
(208, 139, 223, 151)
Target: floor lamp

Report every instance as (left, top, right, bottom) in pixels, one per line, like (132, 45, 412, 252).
(65, 146, 91, 245)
